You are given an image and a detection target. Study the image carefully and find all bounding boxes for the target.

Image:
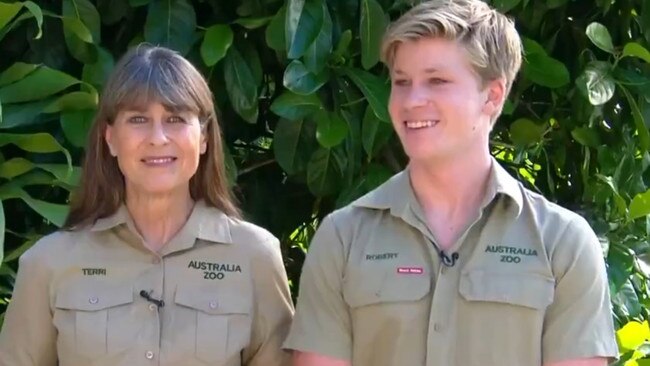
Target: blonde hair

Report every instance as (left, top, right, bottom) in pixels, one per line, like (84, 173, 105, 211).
(65, 45, 240, 229)
(381, 0, 522, 95)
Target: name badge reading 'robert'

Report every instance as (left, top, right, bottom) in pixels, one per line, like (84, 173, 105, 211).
(188, 260, 242, 280)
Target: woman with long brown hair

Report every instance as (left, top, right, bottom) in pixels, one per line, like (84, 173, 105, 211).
(0, 45, 293, 366)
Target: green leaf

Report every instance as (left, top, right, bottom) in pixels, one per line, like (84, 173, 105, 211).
(0, 133, 72, 167)
(571, 127, 601, 148)
(129, 0, 151, 6)
(0, 158, 75, 184)
(523, 53, 570, 88)
(63, 0, 100, 41)
(286, 0, 322, 59)
(62, 0, 100, 63)
(144, 0, 196, 55)
(623, 42, 650, 64)
(3, 239, 36, 263)
(315, 110, 348, 148)
(509, 118, 545, 145)
(0, 66, 79, 104)
(586, 22, 614, 54)
(307, 147, 341, 196)
(630, 189, 650, 220)
(270, 91, 321, 120)
(343, 68, 390, 122)
(620, 86, 650, 153)
(492, 0, 521, 12)
(233, 16, 273, 29)
(360, 0, 386, 70)
(0, 62, 38, 87)
(0, 3, 22, 31)
(0, 99, 52, 128)
(0, 158, 32, 180)
(82, 47, 114, 90)
(0, 184, 69, 227)
(273, 118, 315, 174)
(43, 91, 97, 113)
(304, 2, 332, 74)
(201, 24, 233, 66)
(266, 5, 286, 51)
(361, 105, 393, 157)
(364, 163, 393, 190)
(61, 109, 95, 147)
(0, 200, 4, 264)
(576, 61, 615, 105)
(223, 46, 258, 123)
(284, 60, 329, 95)
(21, 1, 43, 39)
(334, 29, 352, 57)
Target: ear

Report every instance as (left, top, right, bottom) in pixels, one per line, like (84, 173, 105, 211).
(199, 127, 208, 155)
(104, 125, 117, 157)
(482, 77, 507, 118)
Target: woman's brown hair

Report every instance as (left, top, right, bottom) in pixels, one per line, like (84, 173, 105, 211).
(64, 44, 240, 229)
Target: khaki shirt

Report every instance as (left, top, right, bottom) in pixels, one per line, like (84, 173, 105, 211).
(0, 201, 294, 366)
(284, 160, 618, 365)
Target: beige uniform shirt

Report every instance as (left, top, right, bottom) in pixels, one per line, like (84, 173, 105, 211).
(284, 160, 618, 365)
(0, 201, 294, 366)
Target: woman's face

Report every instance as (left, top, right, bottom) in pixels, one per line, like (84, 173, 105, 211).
(105, 102, 206, 198)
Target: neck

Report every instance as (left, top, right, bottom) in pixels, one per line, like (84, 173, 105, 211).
(409, 149, 492, 217)
(125, 188, 194, 252)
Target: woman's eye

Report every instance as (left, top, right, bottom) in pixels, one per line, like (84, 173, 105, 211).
(392, 79, 410, 86)
(168, 116, 186, 124)
(128, 116, 147, 124)
(429, 77, 447, 85)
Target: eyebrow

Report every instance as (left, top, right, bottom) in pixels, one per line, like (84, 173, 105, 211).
(392, 67, 440, 75)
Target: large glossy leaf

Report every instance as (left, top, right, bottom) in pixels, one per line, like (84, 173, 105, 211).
(303, 2, 332, 74)
(0, 185, 68, 227)
(0, 133, 71, 166)
(509, 118, 545, 145)
(360, 0, 386, 70)
(284, 60, 329, 95)
(273, 119, 315, 174)
(286, 0, 322, 59)
(0, 66, 79, 104)
(361, 105, 393, 158)
(617, 321, 650, 352)
(270, 91, 321, 120)
(315, 110, 348, 148)
(0, 62, 38, 87)
(144, 0, 196, 55)
(521, 38, 570, 88)
(0, 3, 22, 31)
(576, 61, 615, 106)
(81, 47, 114, 90)
(0, 99, 53, 128)
(265, 5, 286, 51)
(61, 109, 95, 147)
(307, 147, 341, 196)
(201, 24, 233, 66)
(0, 158, 78, 185)
(623, 42, 650, 64)
(43, 91, 97, 113)
(586, 22, 614, 54)
(630, 189, 650, 220)
(0, 200, 4, 264)
(343, 68, 390, 122)
(233, 15, 274, 29)
(62, 0, 101, 63)
(223, 46, 258, 123)
(571, 127, 601, 148)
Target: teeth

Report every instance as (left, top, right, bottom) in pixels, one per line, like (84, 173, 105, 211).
(145, 157, 174, 164)
(405, 120, 437, 129)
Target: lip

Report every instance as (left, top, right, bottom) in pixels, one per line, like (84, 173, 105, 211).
(403, 119, 440, 129)
(140, 156, 177, 165)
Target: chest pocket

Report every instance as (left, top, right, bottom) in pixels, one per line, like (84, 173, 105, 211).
(174, 284, 252, 364)
(459, 270, 554, 309)
(343, 264, 431, 308)
(54, 281, 134, 358)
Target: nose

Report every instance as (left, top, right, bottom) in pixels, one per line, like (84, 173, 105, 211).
(404, 85, 430, 109)
(148, 120, 170, 145)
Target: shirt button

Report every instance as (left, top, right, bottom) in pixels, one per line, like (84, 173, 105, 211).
(88, 296, 99, 304)
(209, 301, 218, 309)
(148, 303, 157, 311)
(145, 351, 154, 360)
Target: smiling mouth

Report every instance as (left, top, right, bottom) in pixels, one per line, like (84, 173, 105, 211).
(141, 157, 177, 165)
(404, 120, 439, 129)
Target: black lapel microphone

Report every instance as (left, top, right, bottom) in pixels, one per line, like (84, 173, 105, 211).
(440, 251, 459, 267)
(140, 290, 165, 308)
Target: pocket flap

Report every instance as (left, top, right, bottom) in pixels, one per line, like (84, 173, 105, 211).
(344, 270, 431, 308)
(459, 270, 554, 309)
(174, 284, 251, 315)
(55, 281, 134, 311)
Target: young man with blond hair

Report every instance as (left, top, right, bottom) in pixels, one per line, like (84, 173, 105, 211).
(283, 0, 618, 365)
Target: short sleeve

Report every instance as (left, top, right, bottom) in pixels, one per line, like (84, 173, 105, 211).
(0, 242, 58, 366)
(242, 237, 294, 366)
(282, 214, 352, 361)
(542, 216, 619, 363)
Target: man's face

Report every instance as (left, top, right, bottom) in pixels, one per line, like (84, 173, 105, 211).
(388, 37, 503, 164)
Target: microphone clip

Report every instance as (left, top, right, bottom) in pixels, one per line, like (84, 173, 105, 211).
(140, 290, 165, 308)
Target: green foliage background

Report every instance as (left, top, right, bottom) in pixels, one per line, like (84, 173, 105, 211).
(1, 0, 650, 362)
